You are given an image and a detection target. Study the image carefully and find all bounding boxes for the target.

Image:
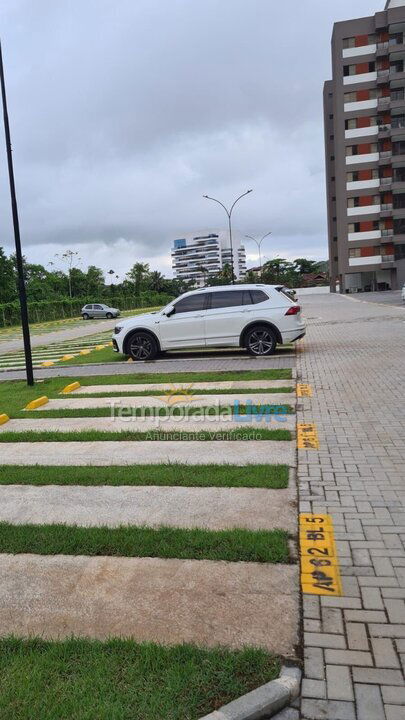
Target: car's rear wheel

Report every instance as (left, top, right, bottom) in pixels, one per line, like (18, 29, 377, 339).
(128, 332, 158, 361)
(245, 325, 277, 356)
(106, 312, 113, 319)
(82, 313, 89, 320)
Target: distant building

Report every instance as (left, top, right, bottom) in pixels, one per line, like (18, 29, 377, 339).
(324, 0, 405, 293)
(171, 231, 247, 287)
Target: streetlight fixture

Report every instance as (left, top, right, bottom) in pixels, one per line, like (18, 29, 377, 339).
(203, 189, 253, 284)
(0, 41, 34, 385)
(245, 231, 272, 279)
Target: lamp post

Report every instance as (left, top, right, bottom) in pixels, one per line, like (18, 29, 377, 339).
(203, 190, 253, 284)
(245, 231, 272, 279)
(0, 41, 34, 385)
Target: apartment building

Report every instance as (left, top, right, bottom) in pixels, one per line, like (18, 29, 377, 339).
(324, 0, 405, 292)
(171, 231, 247, 287)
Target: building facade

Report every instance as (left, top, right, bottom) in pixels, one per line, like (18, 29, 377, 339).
(171, 231, 247, 287)
(324, 0, 405, 293)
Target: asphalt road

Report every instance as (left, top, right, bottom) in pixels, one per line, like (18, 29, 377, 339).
(347, 289, 404, 307)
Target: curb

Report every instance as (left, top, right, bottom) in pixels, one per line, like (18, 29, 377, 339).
(198, 665, 301, 720)
(24, 395, 49, 410)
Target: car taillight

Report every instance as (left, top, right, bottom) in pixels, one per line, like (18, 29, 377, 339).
(285, 305, 300, 315)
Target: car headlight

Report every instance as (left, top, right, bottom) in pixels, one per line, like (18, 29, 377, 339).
(114, 326, 123, 334)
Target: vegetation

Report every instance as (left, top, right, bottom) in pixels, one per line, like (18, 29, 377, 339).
(0, 428, 292, 442)
(0, 464, 289, 488)
(0, 245, 327, 327)
(0, 637, 280, 720)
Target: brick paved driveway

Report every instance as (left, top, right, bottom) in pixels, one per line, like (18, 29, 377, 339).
(298, 293, 405, 720)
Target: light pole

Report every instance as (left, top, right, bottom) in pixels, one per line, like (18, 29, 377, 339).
(245, 231, 271, 279)
(203, 189, 253, 284)
(0, 41, 34, 385)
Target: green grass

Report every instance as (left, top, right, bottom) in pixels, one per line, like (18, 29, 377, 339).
(59, 346, 126, 365)
(0, 427, 292, 442)
(0, 370, 293, 418)
(0, 463, 289, 488)
(23, 403, 294, 419)
(0, 522, 289, 563)
(0, 637, 280, 720)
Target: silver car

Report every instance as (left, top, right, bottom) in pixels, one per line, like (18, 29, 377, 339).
(81, 303, 120, 319)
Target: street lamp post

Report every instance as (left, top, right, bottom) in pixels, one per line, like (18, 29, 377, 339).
(0, 41, 34, 386)
(245, 231, 272, 279)
(203, 190, 253, 284)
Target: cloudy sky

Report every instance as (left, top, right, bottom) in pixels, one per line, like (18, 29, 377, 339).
(0, 0, 379, 279)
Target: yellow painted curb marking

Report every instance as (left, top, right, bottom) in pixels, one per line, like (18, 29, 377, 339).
(95, 345, 105, 350)
(0, 413, 10, 425)
(61, 354, 75, 361)
(79, 349, 91, 355)
(297, 383, 312, 397)
(41, 360, 54, 367)
(297, 422, 319, 449)
(61, 381, 80, 394)
(25, 396, 49, 410)
(299, 513, 342, 596)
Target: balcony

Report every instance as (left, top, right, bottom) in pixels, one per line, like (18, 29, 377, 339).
(345, 125, 379, 139)
(381, 254, 395, 262)
(377, 69, 390, 83)
(343, 44, 377, 59)
(378, 123, 392, 137)
(348, 229, 381, 241)
(380, 177, 393, 189)
(349, 255, 382, 266)
(346, 152, 380, 165)
(377, 41, 389, 55)
(347, 204, 381, 216)
(344, 71, 378, 85)
(381, 228, 394, 238)
(378, 96, 391, 110)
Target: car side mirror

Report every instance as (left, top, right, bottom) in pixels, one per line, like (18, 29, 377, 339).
(164, 304, 175, 317)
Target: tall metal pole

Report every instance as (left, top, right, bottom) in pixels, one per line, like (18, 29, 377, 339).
(245, 231, 272, 279)
(203, 190, 253, 284)
(0, 41, 34, 385)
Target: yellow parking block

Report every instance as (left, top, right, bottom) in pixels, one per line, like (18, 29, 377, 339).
(95, 345, 105, 350)
(61, 354, 75, 361)
(0, 413, 10, 425)
(25, 396, 49, 410)
(61, 381, 81, 394)
(79, 349, 91, 356)
(41, 360, 54, 367)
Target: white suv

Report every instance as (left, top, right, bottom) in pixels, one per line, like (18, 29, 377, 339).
(112, 284, 305, 361)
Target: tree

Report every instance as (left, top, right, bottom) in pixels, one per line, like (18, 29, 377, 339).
(86, 265, 105, 297)
(293, 258, 323, 276)
(0, 247, 17, 303)
(55, 250, 81, 298)
(126, 262, 150, 295)
(149, 270, 166, 292)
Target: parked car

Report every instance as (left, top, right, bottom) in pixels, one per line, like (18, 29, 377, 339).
(112, 284, 305, 360)
(401, 283, 405, 303)
(81, 303, 120, 319)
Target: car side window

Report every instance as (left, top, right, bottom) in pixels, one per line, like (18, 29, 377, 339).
(250, 290, 268, 304)
(209, 290, 249, 309)
(94, 304, 103, 310)
(84, 305, 93, 310)
(174, 294, 207, 314)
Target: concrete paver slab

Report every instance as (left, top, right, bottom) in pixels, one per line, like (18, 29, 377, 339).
(36, 392, 295, 411)
(0, 554, 299, 654)
(72, 380, 295, 393)
(0, 484, 296, 531)
(0, 440, 296, 466)
(0, 416, 296, 433)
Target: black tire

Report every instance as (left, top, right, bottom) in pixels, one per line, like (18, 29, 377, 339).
(127, 331, 158, 361)
(106, 312, 113, 319)
(82, 313, 89, 320)
(245, 325, 277, 356)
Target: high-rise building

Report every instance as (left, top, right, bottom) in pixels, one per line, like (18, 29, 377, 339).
(324, 0, 405, 293)
(171, 231, 247, 287)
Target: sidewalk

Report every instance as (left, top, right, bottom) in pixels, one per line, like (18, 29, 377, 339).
(297, 294, 405, 720)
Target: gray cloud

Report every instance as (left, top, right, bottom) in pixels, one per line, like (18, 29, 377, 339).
(0, 0, 378, 275)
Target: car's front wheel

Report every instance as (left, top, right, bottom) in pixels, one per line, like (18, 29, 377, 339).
(245, 325, 277, 356)
(127, 332, 158, 361)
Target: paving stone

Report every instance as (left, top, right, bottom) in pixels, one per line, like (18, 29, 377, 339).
(304, 647, 325, 680)
(304, 633, 346, 650)
(352, 668, 404, 685)
(354, 684, 385, 720)
(326, 665, 354, 701)
(371, 638, 400, 669)
(301, 698, 356, 720)
(381, 685, 405, 704)
(346, 622, 369, 651)
(385, 706, 405, 720)
(385, 599, 405, 624)
(301, 678, 326, 699)
(324, 649, 373, 666)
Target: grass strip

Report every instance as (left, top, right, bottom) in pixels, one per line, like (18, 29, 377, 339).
(20, 403, 295, 419)
(0, 522, 289, 563)
(0, 370, 292, 418)
(0, 463, 289, 488)
(0, 427, 292, 442)
(0, 637, 280, 720)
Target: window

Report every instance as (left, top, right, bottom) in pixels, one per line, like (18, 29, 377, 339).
(330, 134, 334, 140)
(94, 305, 103, 310)
(330, 155, 335, 161)
(345, 118, 357, 130)
(394, 167, 405, 181)
(394, 218, 405, 234)
(391, 59, 404, 73)
(393, 141, 405, 155)
(391, 88, 405, 101)
(209, 290, 251, 309)
(84, 305, 93, 310)
(392, 114, 405, 128)
(344, 91, 357, 103)
(394, 193, 405, 208)
(250, 290, 268, 304)
(329, 114, 334, 119)
(174, 294, 207, 314)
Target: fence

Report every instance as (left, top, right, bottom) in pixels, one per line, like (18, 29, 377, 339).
(0, 292, 174, 328)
